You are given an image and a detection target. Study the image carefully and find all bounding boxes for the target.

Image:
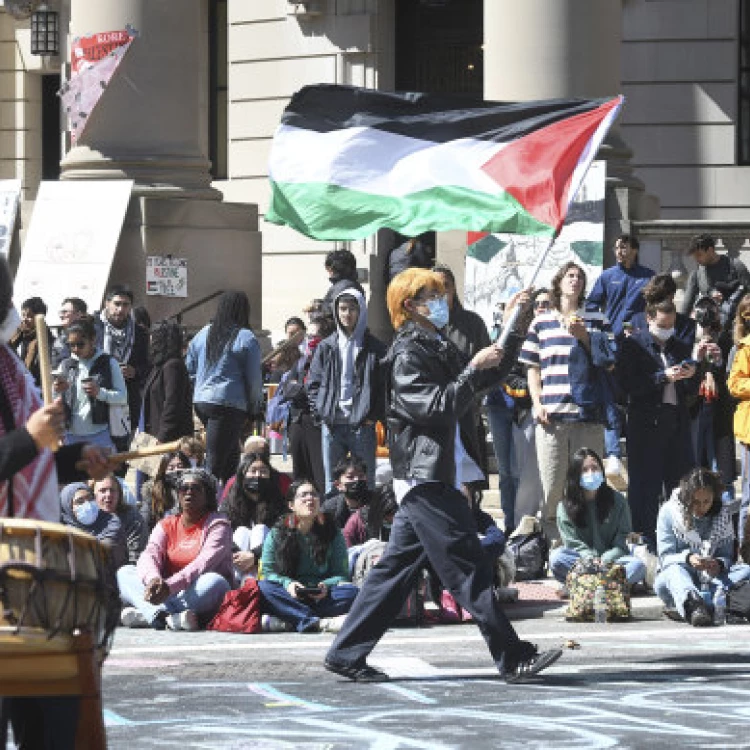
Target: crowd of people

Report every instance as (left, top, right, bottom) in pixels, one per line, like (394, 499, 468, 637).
(5, 231, 750, 692)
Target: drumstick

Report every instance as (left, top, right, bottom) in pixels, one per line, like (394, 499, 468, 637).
(35, 313, 59, 454)
(261, 330, 305, 365)
(74, 438, 184, 472)
(34, 314, 54, 405)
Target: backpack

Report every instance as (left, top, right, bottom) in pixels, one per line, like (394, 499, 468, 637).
(507, 520, 549, 581)
(206, 578, 262, 634)
(727, 580, 750, 622)
(352, 538, 425, 625)
(565, 558, 631, 622)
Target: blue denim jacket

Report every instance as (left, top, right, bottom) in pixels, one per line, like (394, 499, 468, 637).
(186, 325, 263, 414)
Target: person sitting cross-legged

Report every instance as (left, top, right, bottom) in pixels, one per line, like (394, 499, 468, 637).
(654, 467, 750, 626)
(117, 468, 233, 631)
(550, 448, 646, 594)
(258, 479, 358, 633)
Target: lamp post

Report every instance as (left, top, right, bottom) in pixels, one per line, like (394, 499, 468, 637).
(30, 4, 59, 56)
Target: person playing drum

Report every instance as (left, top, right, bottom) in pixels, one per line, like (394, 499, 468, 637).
(0, 256, 111, 750)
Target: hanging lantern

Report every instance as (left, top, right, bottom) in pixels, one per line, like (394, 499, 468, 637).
(30, 4, 59, 56)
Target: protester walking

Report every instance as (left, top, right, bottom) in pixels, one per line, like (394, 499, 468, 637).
(324, 268, 561, 683)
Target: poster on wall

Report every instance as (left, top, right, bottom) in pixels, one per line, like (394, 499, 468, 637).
(13, 180, 134, 326)
(146, 256, 188, 298)
(464, 160, 606, 333)
(59, 27, 138, 144)
(0, 179, 21, 259)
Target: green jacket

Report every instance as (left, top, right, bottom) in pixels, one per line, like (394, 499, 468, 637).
(260, 526, 350, 590)
(556, 490, 632, 564)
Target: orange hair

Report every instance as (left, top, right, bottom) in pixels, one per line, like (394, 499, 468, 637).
(386, 268, 445, 330)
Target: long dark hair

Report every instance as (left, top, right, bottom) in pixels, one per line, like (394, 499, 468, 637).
(149, 451, 191, 526)
(360, 482, 398, 539)
(223, 452, 285, 530)
(273, 479, 337, 576)
(206, 291, 251, 366)
(676, 467, 723, 531)
(550, 261, 587, 311)
(562, 448, 614, 528)
(150, 321, 183, 366)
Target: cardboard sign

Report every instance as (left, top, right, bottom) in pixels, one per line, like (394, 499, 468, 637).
(146, 256, 188, 298)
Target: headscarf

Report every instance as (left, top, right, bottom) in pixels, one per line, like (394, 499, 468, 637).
(60, 482, 123, 544)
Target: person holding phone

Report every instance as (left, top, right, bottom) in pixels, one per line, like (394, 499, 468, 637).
(654, 467, 750, 626)
(54, 316, 128, 452)
(616, 300, 699, 550)
(258, 480, 357, 632)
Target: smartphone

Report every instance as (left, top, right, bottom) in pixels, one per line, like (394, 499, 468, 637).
(680, 359, 699, 369)
(296, 586, 322, 597)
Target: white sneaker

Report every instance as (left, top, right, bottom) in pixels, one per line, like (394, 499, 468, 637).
(262, 614, 288, 633)
(319, 614, 347, 633)
(120, 606, 148, 628)
(166, 609, 200, 632)
(604, 455, 624, 477)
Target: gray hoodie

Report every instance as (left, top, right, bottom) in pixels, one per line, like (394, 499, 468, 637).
(334, 288, 367, 421)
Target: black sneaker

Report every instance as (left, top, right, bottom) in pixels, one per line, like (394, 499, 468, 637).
(684, 591, 712, 627)
(324, 658, 389, 682)
(505, 648, 563, 684)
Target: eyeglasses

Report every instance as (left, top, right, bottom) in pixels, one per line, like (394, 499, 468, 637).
(68, 341, 88, 349)
(178, 483, 203, 494)
(534, 301, 551, 309)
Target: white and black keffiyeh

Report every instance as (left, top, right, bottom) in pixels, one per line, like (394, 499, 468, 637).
(664, 492, 734, 556)
(100, 310, 135, 364)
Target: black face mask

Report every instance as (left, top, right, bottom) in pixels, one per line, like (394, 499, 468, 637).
(343, 480, 368, 502)
(244, 477, 270, 495)
(328, 273, 342, 285)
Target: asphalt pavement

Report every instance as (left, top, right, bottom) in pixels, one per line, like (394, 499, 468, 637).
(101, 614, 750, 749)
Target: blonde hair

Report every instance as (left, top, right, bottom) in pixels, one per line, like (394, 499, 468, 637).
(734, 294, 750, 344)
(386, 268, 445, 330)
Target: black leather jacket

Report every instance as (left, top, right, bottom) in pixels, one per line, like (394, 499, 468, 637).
(386, 321, 521, 485)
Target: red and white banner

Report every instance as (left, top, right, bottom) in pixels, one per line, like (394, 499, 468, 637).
(60, 27, 138, 144)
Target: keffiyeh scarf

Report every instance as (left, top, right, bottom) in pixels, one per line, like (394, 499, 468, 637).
(99, 310, 134, 364)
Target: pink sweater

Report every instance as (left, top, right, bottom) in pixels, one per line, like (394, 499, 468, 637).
(136, 511, 233, 595)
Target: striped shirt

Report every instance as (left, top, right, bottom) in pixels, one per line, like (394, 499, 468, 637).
(518, 309, 610, 422)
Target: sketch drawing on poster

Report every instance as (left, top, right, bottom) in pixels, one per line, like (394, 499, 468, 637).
(464, 160, 606, 332)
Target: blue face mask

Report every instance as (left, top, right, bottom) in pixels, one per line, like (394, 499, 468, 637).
(580, 471, 604, 492)
(425, 297, 449, 329)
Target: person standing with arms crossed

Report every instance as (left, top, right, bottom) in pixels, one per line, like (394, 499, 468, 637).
(324, 268, 562, 683)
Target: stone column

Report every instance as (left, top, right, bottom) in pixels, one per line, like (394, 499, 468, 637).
(58, 0, 263, 331)
(61, 0, 216, 199)
(483, 0, 659, 257)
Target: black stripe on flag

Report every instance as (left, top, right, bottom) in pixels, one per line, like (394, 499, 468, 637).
(281, 84, 608, 145)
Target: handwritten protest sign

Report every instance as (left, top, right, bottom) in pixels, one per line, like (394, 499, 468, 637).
(146, 256, 188, 298)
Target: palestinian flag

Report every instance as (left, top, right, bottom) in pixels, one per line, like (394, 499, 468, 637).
(266, 84, 623, 241)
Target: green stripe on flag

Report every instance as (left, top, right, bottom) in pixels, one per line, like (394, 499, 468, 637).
(467, 235, 508, 263)
(571, 240, 603, 267)
(266, 181, 555, 241)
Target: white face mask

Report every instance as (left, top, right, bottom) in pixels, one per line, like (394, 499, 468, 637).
(74, 500, 99, 526)
(649, 325, 674, 342)
(0, 305, 21, 345)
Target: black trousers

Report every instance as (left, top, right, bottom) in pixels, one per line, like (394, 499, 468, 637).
(1, 697, 79, 750)
(288, 414, 326, 494)
(326, 482, 533, 674)
(627, 404, 693, 545)
(194, 402, 246, 483)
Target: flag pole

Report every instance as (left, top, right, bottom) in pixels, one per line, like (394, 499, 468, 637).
(496, 226, 562, 349)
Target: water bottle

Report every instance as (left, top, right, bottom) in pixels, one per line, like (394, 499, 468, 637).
(713, 585, 727, 626)
(593, 582, 607, 624)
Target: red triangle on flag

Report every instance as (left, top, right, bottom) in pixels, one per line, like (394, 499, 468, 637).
(467, 231, 489, 246)
(480, 97, 620, 231)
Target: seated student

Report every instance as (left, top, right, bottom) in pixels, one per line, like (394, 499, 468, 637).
(550, 448, 646, 591)
(220, 452, 287, 582)
(321, 455, 371, 529)
(139, 451, 192, 532)
(219, 435, 291, 503)
(61, 482, 127, 571)
(92, 474, 148, 564)
(654, 467, 750, 626)
(117, 469, 233, 631)
(258, 479, 358, 633)
(343, 482, 398, 549)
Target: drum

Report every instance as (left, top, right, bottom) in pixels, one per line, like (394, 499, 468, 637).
(0, 519, 119, 683)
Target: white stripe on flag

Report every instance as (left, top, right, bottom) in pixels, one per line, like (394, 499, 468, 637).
(269, 124, 506, 198)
